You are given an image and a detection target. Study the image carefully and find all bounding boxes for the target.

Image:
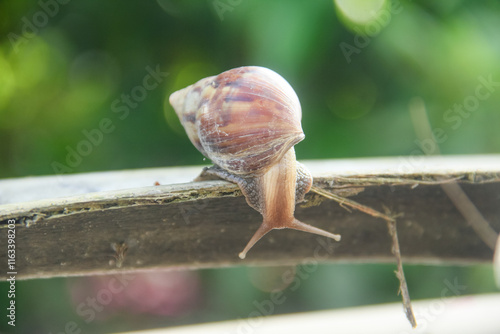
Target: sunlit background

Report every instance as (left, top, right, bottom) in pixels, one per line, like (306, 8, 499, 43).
(0, 0, 499, 332)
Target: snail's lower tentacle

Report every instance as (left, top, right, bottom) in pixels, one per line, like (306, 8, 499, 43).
(238, 223, 274, 259)
(238, 219, 341, 259)
(289, 219, 341, 242)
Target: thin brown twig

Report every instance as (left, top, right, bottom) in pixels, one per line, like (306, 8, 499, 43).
(311, 186, 394, 221)
(383, 206, 417, 328)
(311, 185, 417, 328)
(440, 182, 498, 250)
(409, 97, 498, 250)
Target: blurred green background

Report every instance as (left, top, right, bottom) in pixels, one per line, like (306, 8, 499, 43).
(0, 0, 499, 333)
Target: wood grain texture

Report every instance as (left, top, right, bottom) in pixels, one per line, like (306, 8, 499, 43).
(1, 155, 499, 280)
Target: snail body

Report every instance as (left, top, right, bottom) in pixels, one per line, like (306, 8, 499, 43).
(170, 66, 340, 259)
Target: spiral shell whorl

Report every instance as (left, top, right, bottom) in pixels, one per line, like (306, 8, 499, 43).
(170, 66, 304, 175)
(169, 76, 216, 157)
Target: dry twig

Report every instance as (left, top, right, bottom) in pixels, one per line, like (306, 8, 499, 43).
(311, 186, 417, 328)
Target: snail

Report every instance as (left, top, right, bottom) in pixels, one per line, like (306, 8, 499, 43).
(169, 66, 341, 259)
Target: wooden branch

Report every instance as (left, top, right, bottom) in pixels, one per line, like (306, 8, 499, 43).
(1, 155, 499, 280)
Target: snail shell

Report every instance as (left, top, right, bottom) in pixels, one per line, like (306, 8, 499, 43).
(170, 66, 340, 258)
(170, 66, 304, 175)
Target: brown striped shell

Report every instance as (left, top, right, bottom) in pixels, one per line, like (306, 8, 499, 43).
(169, 66, 304, 175)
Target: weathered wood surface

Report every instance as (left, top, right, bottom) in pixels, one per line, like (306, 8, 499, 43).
(0, 155, 499, 280)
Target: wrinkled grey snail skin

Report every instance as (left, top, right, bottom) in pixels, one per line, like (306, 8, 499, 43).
(169, 66, 341, 259)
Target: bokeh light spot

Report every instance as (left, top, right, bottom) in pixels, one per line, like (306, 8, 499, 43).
(335, 0, 386, 24)
(9, 37, 50, 90)
(328, 78, 377, 120)
(68, 50, 120, 104)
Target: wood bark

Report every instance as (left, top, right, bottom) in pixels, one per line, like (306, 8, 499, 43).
(1, 155, 499, 280)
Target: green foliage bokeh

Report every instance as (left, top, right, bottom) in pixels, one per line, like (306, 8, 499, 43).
(0, 0, 499, 333)
(1, 0, 499, 178)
